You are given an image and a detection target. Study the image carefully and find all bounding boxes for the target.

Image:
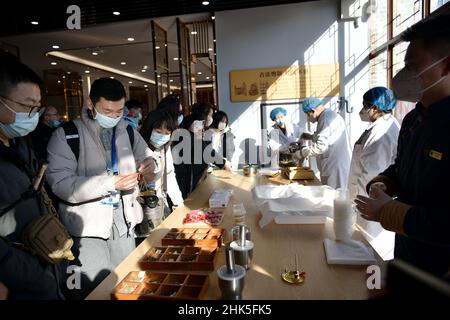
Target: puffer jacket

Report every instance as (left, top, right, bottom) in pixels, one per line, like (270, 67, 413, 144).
(46, 108, 159, 238)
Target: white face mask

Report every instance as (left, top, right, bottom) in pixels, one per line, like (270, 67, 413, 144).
(359, 107, 371, 122)
(218, 122, 227, 131)
(392, 56, 448, 102)
(94, 107, 122, 129)
(0, 99, 39, 138)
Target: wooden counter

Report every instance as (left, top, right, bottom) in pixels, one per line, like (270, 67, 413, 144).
(87, 170, 378, 300)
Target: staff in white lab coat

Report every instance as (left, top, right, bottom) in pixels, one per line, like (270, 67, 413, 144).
(268, 107, 302, 153)
(297, 97, 351, 189)
(348, 87, 399, 257)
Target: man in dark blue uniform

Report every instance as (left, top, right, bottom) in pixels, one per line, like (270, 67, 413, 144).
(355, 14, 450, 278)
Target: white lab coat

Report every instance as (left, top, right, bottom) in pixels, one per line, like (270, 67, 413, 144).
(348, 114, 399, 259)
(269, 122, 303, 153)
(304, 108, 351, 189)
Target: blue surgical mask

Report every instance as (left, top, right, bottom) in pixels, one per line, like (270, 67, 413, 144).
(94, 108, 122, 128)
(177, 114, 184, 125)
(50, 119, 61, 128)
(276, 119, 285, 127)
(150, 130, 171, 148)
(0, 99, 39, 138)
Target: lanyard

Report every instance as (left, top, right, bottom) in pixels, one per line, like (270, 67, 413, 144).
(106, 127, 119, 176)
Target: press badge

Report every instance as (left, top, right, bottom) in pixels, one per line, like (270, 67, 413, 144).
(429, 149, 443, 161)
(101, 191, 120, 205)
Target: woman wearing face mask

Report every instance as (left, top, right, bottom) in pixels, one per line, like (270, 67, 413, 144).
(348, 87, 399, 257)
(173, 102, 229, 199)
(139, 109, 184, 231)
(205, 111, 236, 165)
(268, 107, 303, 155)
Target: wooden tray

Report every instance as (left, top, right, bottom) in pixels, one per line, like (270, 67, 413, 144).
(282, 166, 315, 180)
(161, 227, 225, 247)
(111, 271, 209, 300)
(138, 246, 218, 271)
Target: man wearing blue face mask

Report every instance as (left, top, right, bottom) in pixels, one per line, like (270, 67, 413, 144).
(356, 14, 450, 279)
(0, 51, 64, 299)
(46, 77, 160, 299)
(123, 99, 144, 129)
(30, 105, 61, 162)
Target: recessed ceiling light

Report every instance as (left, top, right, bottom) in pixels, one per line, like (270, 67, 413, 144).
(128, 81, 133, 84)
(67, 71, 71, 74)
(113, 11, 120, 15)
(197, 72, 202, 75)
(164, 43, 168, 47)
(52, 45, 60, 49)
(141, 69, 146, 72)
(110, 76, 114, 79)
(127, 37, 135, 41)
(213, 39, 216, 42)
(120, 62, 126, 65)
(62, 76, 66, 79)
(92, 52, 98, 56)
(155, 46, 160, 50)
(169, 79, 174, 82)
(31, 21, 39, 25)
(173, 57, 179, 61)
(85, 70, 90, 74)
(208, 48, 213, 51)
(144, 85, 148, 88)
(57, 80, 61, 83)
(212, 16, 215, 20)
(206, 77, 210, 80)
(143, 65, 148, 69)
(191, 31, 198, 35)
(202, 1, 210, 5)
(157, 75, 161, 78)
(50, 62, 57, 65)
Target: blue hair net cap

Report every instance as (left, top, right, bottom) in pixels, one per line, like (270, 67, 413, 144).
(363, 87, 397, 111)
(270, 107, 287, 121)
(302, 98, 322, 112)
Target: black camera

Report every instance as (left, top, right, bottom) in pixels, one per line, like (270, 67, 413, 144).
(138, 188, 159, 209)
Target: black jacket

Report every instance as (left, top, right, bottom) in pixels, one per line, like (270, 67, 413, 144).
(30, 122, 55, 162)
(0, 137, 62, 299)
(381, 96, 450, 277)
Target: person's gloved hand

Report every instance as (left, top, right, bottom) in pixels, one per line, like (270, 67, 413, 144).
(355, 185, 392, 222)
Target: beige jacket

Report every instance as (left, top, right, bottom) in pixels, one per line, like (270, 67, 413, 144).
(46, 108, 159, 238)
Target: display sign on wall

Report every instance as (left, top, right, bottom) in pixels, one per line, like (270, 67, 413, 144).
(229, 64, 339, 102)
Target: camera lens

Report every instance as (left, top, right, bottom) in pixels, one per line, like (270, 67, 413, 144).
(144, 195, 159, 208)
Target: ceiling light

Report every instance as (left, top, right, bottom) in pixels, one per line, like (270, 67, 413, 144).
(52, 45, 60, 49)
(202, 1, 210, 5)
(206, 77, 210, 80)
(173, 57, 179, 61)
(57, 80, 61, 83)
(85, 70, 90, 74)
(197, 72, 202, 75)
(213, 39, 216, 42)
(212, 16, 215, 20)
(145, 89, 149, 92)
(169, 79, 174, 82)
(92, 52, 98, 56)
(155, 46, 160, 50)
(67, 71, 71, 74)
(157, 75, 161, 78)
(143, 65, 148, 69)
(191, 31, 198, 35)
(208, 48, 213, 51)
(164, 43, 168, 47)
(127, 37, 135, 41)
(128, 81, 133, 84)
(144, 85, 148, 88)
(120, 62, 126, 65)
(113, 11, 120, 15)
(50, 62, 57, 65)
(110, 76, 114, 79)
(141, 69, 146, 72)
(31, 21, 39, 25)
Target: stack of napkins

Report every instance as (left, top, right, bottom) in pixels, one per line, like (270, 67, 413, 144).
(209, 189, 233, 208)
(323, 239, 377, 265)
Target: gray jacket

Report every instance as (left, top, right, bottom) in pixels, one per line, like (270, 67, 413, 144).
(0, 138, 61, 299)
(46, 108, 159, 238)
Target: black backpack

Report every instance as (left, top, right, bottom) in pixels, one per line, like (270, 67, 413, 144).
(61, 121, 134, 161)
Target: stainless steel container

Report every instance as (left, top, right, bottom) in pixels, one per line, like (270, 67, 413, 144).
(217, 247, 246, 300)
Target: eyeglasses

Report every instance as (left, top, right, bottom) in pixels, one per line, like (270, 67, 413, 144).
(0, 95, 43, 118)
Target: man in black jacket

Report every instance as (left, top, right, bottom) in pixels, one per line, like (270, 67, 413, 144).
(355, 14, 450, 278)
(0, 51, 63, 299)
(30, 105, 61, 162)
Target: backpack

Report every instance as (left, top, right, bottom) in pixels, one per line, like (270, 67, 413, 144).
(61, 121, 134, 161)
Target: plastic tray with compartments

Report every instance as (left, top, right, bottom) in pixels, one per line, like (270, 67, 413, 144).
(111, 271, 209, 300)
(138, 245, 218, 271)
